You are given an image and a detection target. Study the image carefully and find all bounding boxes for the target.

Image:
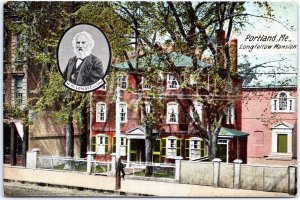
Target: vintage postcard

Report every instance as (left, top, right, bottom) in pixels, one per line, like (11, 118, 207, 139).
(3, 1, 297, 197)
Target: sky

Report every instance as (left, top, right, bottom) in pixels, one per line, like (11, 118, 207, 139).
(232, 2, 298, 85)
(232, 2, 298, 69)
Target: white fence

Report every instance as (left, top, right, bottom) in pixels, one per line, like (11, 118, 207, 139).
(26, 149, 297, 194)
(37, 156, 87, 172)
(127, 162, 176, 179)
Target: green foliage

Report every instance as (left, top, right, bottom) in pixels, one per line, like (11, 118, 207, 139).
(4, 104, 25, 119)
(4, 1, 278, 160)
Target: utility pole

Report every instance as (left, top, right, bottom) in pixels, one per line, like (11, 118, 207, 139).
(115, 86, 121, 190)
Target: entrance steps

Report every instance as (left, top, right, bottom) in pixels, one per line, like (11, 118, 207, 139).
(267, 153, 293, 160)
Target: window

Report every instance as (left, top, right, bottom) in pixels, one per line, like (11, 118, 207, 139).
(141, 101, 151, 119)
(225, 104, 235, 125)
(167, 74, 179, 89)
(113, 136, 127, 156)
(96, 102, 106, 122)
(118, 75, 128, 89)
(162, 136, 181, 158)
(279, 93, 287, 110)
(94, 134, 109, 155)
(120, 102, 127, 123)
(254, 131, 264, 146)
(191, 140, 200, 159)
(167, 102, 178, 124)
(142, 77, 151, 90)
(217, 139, 229, 162)
(272, 92, 294, 112)
(185, 138, 206, 160)
(191, 102, 202, 123)
(15, 76, 23, 106)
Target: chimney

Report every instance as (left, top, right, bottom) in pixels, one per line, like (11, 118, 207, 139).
(229, 39, 238, 73)
(216, 29, 225, 69)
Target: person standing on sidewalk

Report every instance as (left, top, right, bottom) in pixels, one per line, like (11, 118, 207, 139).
(120, 162, 125, 180)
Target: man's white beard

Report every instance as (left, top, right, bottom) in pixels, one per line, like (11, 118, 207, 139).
(74, 48, 92, 59)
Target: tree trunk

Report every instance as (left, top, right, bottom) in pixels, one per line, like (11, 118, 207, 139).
(145, 123, 153, 176)
(211, 132, 218, 160)
(79, 103, 88, 158)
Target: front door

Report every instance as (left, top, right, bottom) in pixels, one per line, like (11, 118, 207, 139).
(218, 144, 227, 162)
(277, 134, 288, 153)
(217, 139, 228, 162)
(130, 139, 145, 162)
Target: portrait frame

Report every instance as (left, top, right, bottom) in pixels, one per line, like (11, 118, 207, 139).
(57, 23, 111, 92)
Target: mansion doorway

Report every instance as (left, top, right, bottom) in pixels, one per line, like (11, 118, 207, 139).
(130, 139, 145, 162)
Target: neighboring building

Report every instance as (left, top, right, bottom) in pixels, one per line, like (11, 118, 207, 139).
(3, 27, 84, 165)
(91, 40, 248, 164)
(242, 75, 297, 164)
(3, 29, 29, 165)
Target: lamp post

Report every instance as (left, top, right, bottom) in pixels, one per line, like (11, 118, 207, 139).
(115, 86, 121, 190)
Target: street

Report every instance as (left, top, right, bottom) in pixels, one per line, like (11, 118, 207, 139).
(4, 181, 129, 197)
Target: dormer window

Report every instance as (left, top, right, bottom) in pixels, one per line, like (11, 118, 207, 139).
(167, 74, 179, 89)
(118, 75, 128, 90)
(142, 77, 151, 90)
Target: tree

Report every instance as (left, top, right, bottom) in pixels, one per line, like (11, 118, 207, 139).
(76, 1, 281, 166)
(5, 1, 286, 164)
(4, 2, 90, 162)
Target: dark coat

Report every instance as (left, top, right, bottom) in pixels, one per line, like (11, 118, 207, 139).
(63, 54, 104, 86)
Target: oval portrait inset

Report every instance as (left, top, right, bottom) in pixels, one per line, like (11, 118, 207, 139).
(57, 23, 111, 92)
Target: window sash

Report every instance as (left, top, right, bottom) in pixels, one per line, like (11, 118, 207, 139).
(166, 138, 181, 158)
(272, 92, 294, 113)
(96, 135, 109, 155)
(15, 76, 23, 106)
(113, 136, 127, 156)
(279, 93, 288, 110)
(118, 75, 128, 89)
(120, 103, 127, 122)
(167, 74, 179, 89)
(167, 103, 178, 123)
(142, 77, 151, 89)
(96, 103, 106, 122)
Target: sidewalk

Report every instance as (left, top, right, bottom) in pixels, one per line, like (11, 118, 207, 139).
(3, 165, 292, 197)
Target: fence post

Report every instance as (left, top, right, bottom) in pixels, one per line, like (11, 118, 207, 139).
(86, 151, 95, 174)
(26, 148, 40, 169)
(212, 158, 221, 187)
(175, 157, 182, 182)
(288, 165, 297, 195)
(111, 153, 116, 176)
(233, 159, 243, 189)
